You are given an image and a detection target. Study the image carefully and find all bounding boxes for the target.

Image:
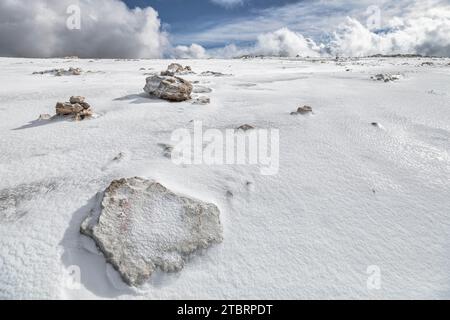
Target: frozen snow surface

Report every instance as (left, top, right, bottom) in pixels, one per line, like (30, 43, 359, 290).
(0, 56, 449, 299)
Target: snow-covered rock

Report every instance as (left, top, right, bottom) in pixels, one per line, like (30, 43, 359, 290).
(80, 177, 223, 287)
(200, 71, 232, 77)
(33, 67, 83, 76)
(161, 63, 193, 76)
(371, 73, 402, 82)
(193, 85, 213, 94)
(144, 75, 193, 102)
(192, 96, 210, 105)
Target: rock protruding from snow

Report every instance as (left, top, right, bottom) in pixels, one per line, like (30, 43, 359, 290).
(291, 105, 313, 115)
(237, 124, 255, 131)
(33, 67, 83, 76)
(144, 75, 193, 102)
(200, 71, 232, 77)
(161, 63, 193, 76)
(80, 177, 223, 287)
(192, 96, 211, 105)
(371, 73, 401, 82)
(55, 96, 93, 120)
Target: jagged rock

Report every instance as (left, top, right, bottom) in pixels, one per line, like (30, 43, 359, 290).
(144, 75, 193, 102)
(192, 96, 210, 105)
(80, 177, 223, 287)
(371, 73, 401, 82)
(237, 124, 255, 131)
(291, 105, 313, 115)
(55, 96, 94, 120)
(69, 96, 85, 104)
(161, 63, 193, 76)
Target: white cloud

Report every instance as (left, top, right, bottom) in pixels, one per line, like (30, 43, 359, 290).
(254, 28, 321, 57)
(206, 0, 450, 58)
(172, 44, 209, 59)
(329, 3, 450, 57)
(0, 0, 169, 58)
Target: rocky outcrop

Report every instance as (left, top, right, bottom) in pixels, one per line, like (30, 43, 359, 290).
(33, 67, 83, 76)
(161, 63, 193, 76)
(55, 96, 93, 121)
(80, 177, 223, 287)
(144, 75, 193, 102)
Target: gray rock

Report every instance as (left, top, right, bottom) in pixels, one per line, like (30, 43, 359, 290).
(69, 96, 85, 104)
(80, 177, 223, 287)
(192, 96, 210, 105)
(371, 73, 401, 82)
(161, 63, 193, 76)
(294, 105, 313, 115)
(144, 75, 193, 102)
(237, 124, 255, 131)
(33, 68, 83, 76)
(200, 71, 232, 77)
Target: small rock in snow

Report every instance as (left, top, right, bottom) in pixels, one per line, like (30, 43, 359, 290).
(291, 105, 313, 115)
(200, 71, 232, 77)
(192, 96, 210, 105)
(158, 143, 174, 159)
(237, 124, 255, 131)
(55, 96, 94, 121)
(371, 73, 401, 82)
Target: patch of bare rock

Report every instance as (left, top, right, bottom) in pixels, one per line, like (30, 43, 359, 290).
(80, 177, 223, 287)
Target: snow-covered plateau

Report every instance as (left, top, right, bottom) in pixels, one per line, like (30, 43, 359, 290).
(0, 56, 449, 299)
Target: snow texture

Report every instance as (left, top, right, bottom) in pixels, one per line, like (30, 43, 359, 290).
(0, 57, 449, 299)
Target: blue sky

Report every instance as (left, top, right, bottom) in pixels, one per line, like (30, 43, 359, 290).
(123, 0, 305, 47)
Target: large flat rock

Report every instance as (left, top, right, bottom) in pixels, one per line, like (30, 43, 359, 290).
(81, 177, 223, 287)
